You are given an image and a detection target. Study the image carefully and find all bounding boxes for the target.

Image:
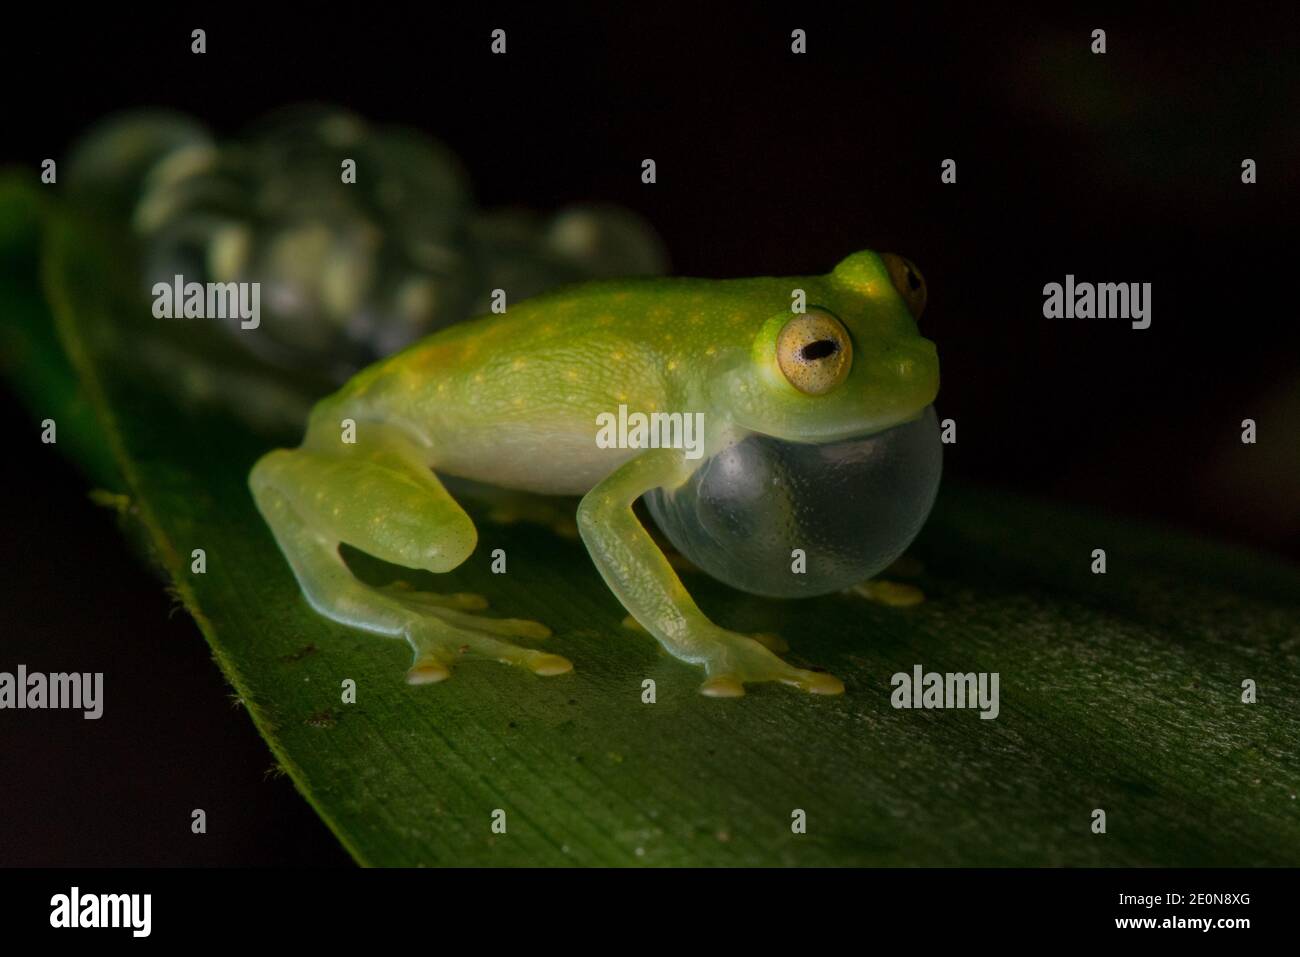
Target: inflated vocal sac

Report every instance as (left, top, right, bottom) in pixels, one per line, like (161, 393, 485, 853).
(645, 406, 942, 598)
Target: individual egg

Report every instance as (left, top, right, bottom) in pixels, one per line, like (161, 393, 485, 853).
(644, 406, 942, 598)
(66, 111, 214, 220)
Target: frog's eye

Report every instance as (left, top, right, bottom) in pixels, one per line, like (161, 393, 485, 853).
(776, 308, 853, 396)
(882, 253, 927, 319)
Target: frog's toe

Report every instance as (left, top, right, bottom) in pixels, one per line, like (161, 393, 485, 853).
(406, 656, 453, 685)
(750, 631, 789, 653)
(849, 579, 925, 607)
(444, 592, 490, 612)
(699, 675, 747, 698)
(786, 669, 845, 696)
(748, 661, 844, 696)
(430, 607, 551, 640)
(529, 653, 574, 676)
(492, 618, 552, 641)
(700, 633, 843, 698)
(381, 582, 489, 612)
(404, 616, 571, 683)
(469, 636, 571, 676)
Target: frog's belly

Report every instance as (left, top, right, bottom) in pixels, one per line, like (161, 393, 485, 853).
(431, 428, 639, 496)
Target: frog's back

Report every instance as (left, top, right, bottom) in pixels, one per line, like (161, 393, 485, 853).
(332, 273, 794, 406)
(308, 273, 802, 492)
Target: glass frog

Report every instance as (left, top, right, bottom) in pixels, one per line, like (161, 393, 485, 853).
(250, 250, 940, 697)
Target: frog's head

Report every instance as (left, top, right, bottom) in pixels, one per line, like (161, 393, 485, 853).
(716, 250, 940, 443)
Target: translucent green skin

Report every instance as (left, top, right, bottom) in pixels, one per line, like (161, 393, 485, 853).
(250, 250, 939, 697)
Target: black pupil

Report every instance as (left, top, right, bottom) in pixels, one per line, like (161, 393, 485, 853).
(907, 268, 921, 291)
(801, 339, 838, 361)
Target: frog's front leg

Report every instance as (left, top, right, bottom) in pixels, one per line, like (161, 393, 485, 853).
(577, 449, 844, 698)
(249, 422, 571, 684)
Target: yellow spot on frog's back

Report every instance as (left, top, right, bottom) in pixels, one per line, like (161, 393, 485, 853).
(666, 359, 678, 371)
(564, 369, 579, 381)
(611, 351, 624, 362)
(704, 345, 717, 356)
(595, 314, 614, 327)
(511, 357, 527, 371)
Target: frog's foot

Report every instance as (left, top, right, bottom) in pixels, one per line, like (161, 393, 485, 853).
(848, 579, 925, 607)
(380, 582, 550, 638)
(380, 583, 561, 682)
(696, 630, 844, 698)
(252, 436, 570, 687)
(404, 610, 569, 685)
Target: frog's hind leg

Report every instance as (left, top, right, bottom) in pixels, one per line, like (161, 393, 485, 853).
(249, 425, 570, 684)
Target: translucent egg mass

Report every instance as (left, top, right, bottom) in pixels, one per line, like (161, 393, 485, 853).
(644, 406, 942, 598)
(66, 108, 666, 381)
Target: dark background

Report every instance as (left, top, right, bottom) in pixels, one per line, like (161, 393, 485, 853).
(1, 5, 1296, 865)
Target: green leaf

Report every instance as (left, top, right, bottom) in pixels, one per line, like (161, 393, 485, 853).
(6, 173, 1300, 866)
(0, 180, 119, 488)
